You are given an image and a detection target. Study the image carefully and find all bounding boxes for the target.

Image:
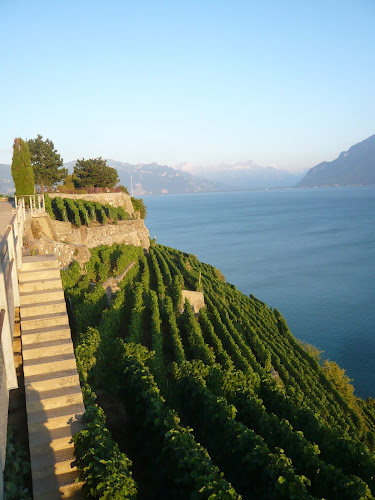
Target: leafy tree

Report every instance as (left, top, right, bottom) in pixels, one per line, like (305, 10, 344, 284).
(11, 138, 35, 196)
(74, 157, 119, 188)
(28, 134, 67, 192)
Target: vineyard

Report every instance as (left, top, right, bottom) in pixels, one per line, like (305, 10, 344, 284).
(61, 242, 375, 499)
(44, 194, 146, 226)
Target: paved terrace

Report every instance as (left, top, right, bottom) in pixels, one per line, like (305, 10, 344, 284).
(0, 200, 14, 238)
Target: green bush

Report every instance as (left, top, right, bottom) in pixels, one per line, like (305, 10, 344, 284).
(131, 197, 147, 219)
(4, 427, 31, 500)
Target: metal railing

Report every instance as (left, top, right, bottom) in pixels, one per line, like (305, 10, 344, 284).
(0, 199, 27, 390)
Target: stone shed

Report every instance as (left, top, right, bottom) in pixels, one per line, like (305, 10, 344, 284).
(181, 290, 205, 314)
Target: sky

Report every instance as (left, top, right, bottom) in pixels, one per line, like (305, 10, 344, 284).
(0, 0, 374, 171)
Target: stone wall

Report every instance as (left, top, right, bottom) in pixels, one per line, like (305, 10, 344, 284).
(52, 219, 150, 249)
(23, 216, 150, 269)
(48, 192, 135, 215)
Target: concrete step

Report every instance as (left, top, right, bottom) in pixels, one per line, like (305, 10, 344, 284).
(27, 392, 84, 414)
(22, 340, 74, 361)
(29, 422, 85, 448)
(32, 435, 76, 454)
(28, 403, 85, 425)
(19, 277, 62, 293)
(22, 312, 70, 336)
(20, 289, 65, 305)
(26, 374, 80, 394)
(23, 356, 78, 377)
(22, 255, 59, 271)
(26, 367, 81, 385)
(23, 325, 72, 351)
(33, 458, 77, 480)
(28, 412, 85, 434)
(19, 268, 61, 281)
(23, 336, 73, 353)
(26, 383, 83, 404)
(21, 299, 67, 318)
(33, 473, 83, 500)
(30, 445, 76, 469)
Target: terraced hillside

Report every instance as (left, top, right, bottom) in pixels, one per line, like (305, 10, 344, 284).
(62, 243, 375, 499)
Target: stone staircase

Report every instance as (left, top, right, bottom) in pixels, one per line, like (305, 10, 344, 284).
(19, 255, 85, 499)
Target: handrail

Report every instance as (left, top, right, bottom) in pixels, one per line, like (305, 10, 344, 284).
(14, 194, 45, 217)
(0, 200, 25, 391)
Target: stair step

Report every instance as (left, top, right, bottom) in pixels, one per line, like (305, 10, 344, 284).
(30, 445, 75, 469)
(27, 392, 84, 414)
(23, 342, 74, 361)
(22, 255, 59, 271)
(26, 368, 81, 384)
(20, 289, 65, 305)
(19, 268, 61, 281)
(28, 403, 85, 425)
(21, 299, 67, 318)
(23, 336, 73, 353)
(19, 277, 62, 293)
(21, 312, 69, 331)
(29, 412, 85, 434)
(33, 470, 83, 500)
(23, 356, 78, 377)
(29, 422, 85, 447)
(31, 435, 76, 454)
(22, 320, 71, 340)
(33, 458, 77, 480)
(24, 351, 75, 366)
(26, 374, 81, 394)
(34, 480, 84, 500)
(27, 383, 82, 404)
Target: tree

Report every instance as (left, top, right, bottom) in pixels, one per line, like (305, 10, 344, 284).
(74, 157, 119, 188)
(11, 138, 35, 196)
(28, 134, 67, 192)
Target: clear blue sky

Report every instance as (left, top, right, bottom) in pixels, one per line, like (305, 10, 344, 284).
(1, 0, 374, 171)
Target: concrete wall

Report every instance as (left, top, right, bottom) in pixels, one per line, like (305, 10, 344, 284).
(0, 346, 9, 500)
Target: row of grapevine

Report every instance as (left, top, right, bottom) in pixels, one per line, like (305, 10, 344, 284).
(46, 194, 131, 226)
(61, 242, 375, 498)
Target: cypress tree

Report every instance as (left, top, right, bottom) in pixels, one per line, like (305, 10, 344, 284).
(11, 138, 35, 197)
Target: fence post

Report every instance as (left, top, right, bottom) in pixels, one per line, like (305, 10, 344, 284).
(6, 226, 20, 308)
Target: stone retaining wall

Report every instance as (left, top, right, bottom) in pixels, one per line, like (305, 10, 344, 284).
(51, 219, 150, 249)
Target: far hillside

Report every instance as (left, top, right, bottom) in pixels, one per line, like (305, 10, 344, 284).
(297, 134, 375, 187)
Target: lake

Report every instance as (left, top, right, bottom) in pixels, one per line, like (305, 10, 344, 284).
(144, 187, 375, 399)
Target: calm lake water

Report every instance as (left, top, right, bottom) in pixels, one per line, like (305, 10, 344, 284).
(144, 187, 375, 399)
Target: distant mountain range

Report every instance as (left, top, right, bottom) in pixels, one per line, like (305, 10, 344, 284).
(107, 160, 229, 195)
(3, 134, 373, 196)
(297, 134, 375, 188)
(176, 161, 306, 190)
(63, 160, 227, 195)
